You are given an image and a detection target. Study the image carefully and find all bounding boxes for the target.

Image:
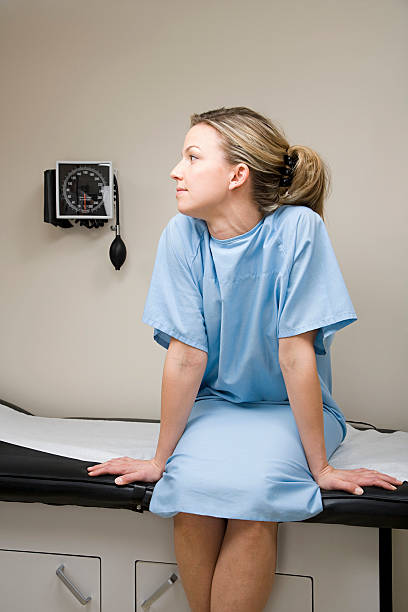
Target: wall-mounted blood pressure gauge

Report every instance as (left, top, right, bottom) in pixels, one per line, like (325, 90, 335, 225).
(56, 161, 113, 219)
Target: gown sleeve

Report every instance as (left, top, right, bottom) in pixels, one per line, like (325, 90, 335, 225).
(142, 220, 208, 353)
(277, 209, 357, 355)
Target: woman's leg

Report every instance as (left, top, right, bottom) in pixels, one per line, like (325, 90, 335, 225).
(210, 519, 279, 612)
(173, 512, 279, 612)
(173, 512, 228, 612)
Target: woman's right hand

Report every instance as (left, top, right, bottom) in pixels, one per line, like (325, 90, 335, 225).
(87, 456, 165, 485)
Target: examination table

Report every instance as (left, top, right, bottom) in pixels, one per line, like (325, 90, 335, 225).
(0, 398, 407, 612)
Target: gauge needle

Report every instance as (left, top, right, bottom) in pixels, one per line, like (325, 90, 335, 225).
(82, 194, 87, 210)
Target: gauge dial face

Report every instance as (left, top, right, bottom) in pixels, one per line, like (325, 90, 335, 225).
(56, 162, 112, 219)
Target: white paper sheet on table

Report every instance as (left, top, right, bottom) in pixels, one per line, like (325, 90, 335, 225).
(0, 404, 159, 463)
(0, 403, 407, 481)
(329, 421, 408, 482)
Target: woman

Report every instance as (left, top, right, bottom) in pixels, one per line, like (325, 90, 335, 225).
(87, 106, 402, 612)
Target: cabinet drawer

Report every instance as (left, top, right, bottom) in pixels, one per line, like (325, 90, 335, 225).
(136, 560, 312, 611)
(0, 549, 100, 611)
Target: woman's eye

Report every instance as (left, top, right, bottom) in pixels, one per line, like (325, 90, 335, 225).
(189, 155, 197, 161)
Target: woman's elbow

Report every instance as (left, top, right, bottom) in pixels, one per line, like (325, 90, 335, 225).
(168, 337, 208, 368)
(278, 329, 318, 369)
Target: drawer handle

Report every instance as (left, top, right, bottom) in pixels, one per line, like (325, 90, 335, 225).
(56, 564, 92, 605)
(140, 572, 179, 609)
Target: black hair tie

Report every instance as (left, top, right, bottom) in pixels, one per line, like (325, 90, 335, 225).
(278, 153, 297, 187)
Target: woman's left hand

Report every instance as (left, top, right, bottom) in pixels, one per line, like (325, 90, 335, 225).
(314, 464, 403, 495)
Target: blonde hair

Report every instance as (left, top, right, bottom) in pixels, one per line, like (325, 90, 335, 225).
(190, 106, 331, 222)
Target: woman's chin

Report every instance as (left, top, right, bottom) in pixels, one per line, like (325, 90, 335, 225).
(177, 201, 193, 214)
(176, 199, 207, 218)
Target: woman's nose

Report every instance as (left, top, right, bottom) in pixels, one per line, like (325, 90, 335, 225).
(170, 163, 183, 180)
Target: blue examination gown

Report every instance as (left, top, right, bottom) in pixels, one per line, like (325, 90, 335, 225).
(142, 204, 358, 521)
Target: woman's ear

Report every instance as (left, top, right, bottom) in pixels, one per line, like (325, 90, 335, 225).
(229, 163, 250, 191)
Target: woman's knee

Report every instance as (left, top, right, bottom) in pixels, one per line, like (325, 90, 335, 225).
(174, 512, 228, 530)
(174, 512, 226, 521)
(226, 519, 279, 537)
(227, 519, 278, 528)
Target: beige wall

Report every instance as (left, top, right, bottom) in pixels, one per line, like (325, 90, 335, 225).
(1, 0, 407, 606)
(2, 0, 406, 427)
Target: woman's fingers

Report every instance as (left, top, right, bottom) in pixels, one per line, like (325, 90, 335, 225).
(86, 458, 163, 484)
(87, 465, 120, 476)
(317, 466, 404, 496)
(371, 477, 401, 490)
(115, 472, 143, 485)
(339, 469, 403, 487)
(332, 478, 364, 495)
(87, 457, 136, 476)
(87, 460, 116, 472)
(360, 470, 402, 484)
(87, 464, 108, 473)
(338, 473, 403, 493)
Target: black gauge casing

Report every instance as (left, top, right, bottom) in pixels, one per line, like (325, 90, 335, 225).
(56, 161, 113, 219)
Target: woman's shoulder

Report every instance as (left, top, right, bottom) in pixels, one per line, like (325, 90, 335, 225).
(268, 205, 323, 253)
(165, 212, 207, 263)
(169, 212, 207, 235)
(271, 204, 321, 227)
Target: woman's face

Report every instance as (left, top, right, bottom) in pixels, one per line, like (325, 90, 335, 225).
(170, 123, 238, 220)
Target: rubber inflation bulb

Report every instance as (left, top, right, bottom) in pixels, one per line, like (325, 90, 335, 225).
(110, 235, 127, 270)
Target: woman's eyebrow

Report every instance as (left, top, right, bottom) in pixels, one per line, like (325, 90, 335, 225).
(182, 145, 201, 154)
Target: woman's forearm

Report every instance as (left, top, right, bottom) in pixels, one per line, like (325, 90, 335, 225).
(280, 358, 329, 479)
(153, 354, 207, 470)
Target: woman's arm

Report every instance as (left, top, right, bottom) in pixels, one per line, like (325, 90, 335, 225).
(279, 329, 404, 495)
(278, 329, 328, 478)
(153, 337, 208, 470)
